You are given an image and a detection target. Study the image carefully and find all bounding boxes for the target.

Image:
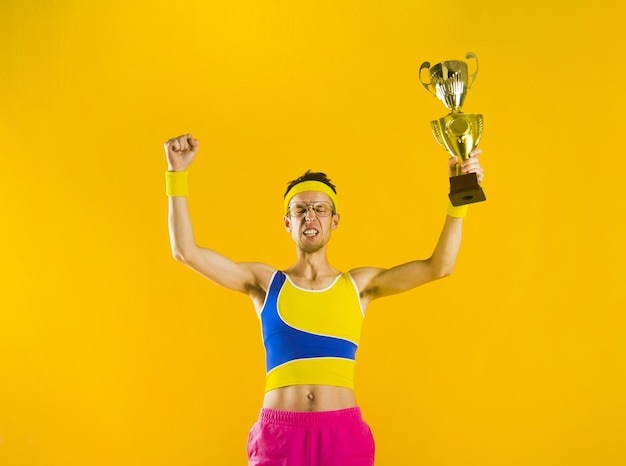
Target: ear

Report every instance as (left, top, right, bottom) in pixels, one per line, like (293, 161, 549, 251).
(331, 213, 340, 230)
(283, 215, 292, 232)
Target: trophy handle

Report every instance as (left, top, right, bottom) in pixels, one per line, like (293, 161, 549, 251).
(419, 61, 437, 97)
(466, 52, 479, 89)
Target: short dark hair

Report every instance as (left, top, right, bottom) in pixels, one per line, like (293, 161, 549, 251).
(283, 170, 337, 198)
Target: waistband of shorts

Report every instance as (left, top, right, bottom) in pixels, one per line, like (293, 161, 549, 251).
(259, 407, 363, 428)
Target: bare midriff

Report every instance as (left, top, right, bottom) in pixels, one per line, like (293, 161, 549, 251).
(262, 385, 357, 412)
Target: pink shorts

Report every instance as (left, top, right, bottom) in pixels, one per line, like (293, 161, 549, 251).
(247, 407, 375, 466)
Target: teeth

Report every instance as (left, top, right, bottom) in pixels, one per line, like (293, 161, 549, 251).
(303, 229, 318, 236)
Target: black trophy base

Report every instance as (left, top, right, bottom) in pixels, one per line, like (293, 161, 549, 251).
(449, 173, 486, 206)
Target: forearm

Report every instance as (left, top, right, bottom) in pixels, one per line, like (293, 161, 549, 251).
(168, 195, 198, 262)
(428, 214, 463, 277)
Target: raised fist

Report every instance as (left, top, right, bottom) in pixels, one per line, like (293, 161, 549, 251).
(164, 134, 199, 172)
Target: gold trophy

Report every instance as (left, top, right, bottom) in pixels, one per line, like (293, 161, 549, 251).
(419, 52, 486, 206)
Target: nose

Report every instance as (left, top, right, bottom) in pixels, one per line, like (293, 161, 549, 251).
(304, 205, 317, 222)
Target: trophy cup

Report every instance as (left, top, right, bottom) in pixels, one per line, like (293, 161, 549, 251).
(419, 52, 486, 206)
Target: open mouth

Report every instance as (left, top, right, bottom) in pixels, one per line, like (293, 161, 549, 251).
(303, 229, 319, 237)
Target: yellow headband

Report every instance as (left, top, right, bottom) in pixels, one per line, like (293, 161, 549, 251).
(284, 180, 338, 214)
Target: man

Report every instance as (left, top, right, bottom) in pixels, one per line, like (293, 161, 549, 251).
(164, 133, 484, 465)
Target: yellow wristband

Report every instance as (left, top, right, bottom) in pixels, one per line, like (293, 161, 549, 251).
(447, 199, 468, 218)
(165, 171, 189, 196)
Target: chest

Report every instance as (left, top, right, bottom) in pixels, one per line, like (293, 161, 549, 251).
(274, 278, 364, 342)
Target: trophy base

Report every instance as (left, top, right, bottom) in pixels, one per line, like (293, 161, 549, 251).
(449, 173, 486, 206)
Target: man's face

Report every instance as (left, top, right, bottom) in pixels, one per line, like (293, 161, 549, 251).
(283, 191, 340, 253)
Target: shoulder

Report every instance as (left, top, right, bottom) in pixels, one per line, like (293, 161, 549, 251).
(348, 266, 386, 297)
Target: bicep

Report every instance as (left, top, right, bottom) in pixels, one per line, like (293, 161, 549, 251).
(177, 245, 270, 295)
(354, 260, 438, 301)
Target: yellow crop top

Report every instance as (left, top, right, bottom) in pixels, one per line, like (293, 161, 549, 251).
(259, 271, 365, 392)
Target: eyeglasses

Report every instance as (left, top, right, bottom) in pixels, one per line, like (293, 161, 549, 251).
(287, 201, 334, 218)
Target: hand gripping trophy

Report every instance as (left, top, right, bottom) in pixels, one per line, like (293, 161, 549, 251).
(419, 52, 486, 206)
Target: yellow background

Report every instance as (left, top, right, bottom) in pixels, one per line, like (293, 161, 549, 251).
(1, 1, 624, 465)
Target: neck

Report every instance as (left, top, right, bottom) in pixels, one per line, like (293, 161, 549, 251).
(288, 247, 337, 280)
